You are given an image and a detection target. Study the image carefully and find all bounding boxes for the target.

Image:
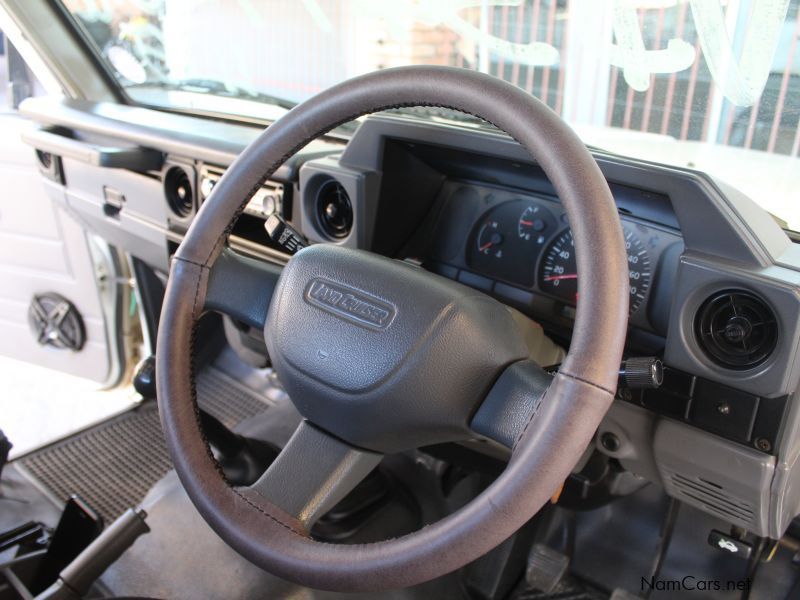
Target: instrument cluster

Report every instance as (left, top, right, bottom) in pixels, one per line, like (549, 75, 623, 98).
(427, 183, 683, 335)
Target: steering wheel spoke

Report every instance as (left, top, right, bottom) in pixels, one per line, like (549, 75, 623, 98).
(203, 247, 282, 330)
(471, 360, 553, 450)
(248, 420, 383, 530)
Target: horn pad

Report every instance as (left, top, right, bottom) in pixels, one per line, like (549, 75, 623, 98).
(264, 245, 529, 452)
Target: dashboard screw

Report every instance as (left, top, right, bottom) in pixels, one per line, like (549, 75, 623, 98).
(755, 438, 771, 452)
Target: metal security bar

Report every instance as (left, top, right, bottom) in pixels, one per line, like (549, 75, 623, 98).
(472, 0, 799, 157)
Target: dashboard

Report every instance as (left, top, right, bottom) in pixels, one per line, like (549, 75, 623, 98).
(17, 97, 800, 542)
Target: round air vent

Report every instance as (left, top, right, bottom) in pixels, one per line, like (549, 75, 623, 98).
(694, 290, 778, 370)
(164, 166, 194, 218)
(315, 180, 352, 239)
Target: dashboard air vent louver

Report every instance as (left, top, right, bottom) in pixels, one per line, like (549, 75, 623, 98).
(164, 166, 194, 218)
(694, 290, 777, 370)
(36, 150, 53, 170)
(315, 179, 353, 239)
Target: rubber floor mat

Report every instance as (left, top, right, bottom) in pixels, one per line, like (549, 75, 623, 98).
(14, 367, 270, 524)
(513, 591, 608, 600)
(511, 578, 610, 600)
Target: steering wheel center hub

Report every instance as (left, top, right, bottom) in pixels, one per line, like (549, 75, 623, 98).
(264, 244, 529, 453)
(304, 277, 396, 329)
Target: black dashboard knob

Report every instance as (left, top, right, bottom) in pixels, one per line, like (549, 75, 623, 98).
(619, 357, 663, 389)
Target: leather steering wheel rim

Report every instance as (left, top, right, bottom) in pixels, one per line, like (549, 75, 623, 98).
(157, 66, 629, 592)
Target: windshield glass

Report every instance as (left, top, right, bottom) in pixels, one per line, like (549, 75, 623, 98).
(63, 0, 800, 231)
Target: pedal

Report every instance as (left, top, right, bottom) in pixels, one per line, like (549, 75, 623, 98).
(708, 529, 753, 559)
(524, 543, 569, 593)
(610, 589, 644, 600)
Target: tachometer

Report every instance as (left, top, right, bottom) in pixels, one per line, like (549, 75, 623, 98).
(539, 225, 652, 314)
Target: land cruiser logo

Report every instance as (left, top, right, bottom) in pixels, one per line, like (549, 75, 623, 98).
(305, 279, 395, 329)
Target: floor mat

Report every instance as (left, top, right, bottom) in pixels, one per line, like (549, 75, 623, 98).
(513, 590, 608, 600)
(510, 576, 610, 600)
(13, 366, 270, 524)
(511, 587, 609, 600)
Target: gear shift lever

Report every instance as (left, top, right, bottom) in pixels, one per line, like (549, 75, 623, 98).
(133, 356, 277, 485)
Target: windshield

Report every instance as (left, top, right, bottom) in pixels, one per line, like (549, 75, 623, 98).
(62, 0, 800, 231)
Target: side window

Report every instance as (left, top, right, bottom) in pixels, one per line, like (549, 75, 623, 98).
(0, 30, 7, 109)
(0, 28, 45, 111)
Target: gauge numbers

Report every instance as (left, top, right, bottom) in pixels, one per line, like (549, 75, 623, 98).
(539, 225, 652, 314)
(624, 228, 651, 313)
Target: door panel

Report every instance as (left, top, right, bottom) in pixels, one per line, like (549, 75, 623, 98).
(0, 113, 114, 384)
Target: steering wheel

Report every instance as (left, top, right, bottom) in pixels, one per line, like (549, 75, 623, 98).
(156, 66, 629, 592)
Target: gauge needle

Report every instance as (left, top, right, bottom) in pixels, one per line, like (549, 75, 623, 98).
(479, 242, 493, 251)
(519, 220, 534, 226)
(544, 274, 578, 281)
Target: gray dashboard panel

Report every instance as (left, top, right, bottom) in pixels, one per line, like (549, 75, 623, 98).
(20, 98, 343, 272)
(665, 253, 800, 397)
(16, 97, 800, 538)
(654, 418, 775, 536)
(596, 159, 790, 267)
(335, 115, 800, 394)
(342, 114, 791, 266)
(596, 401, 661, 484)
(297, 156, 380, 248)
(327, 113, 800, 537)
(771, 394, 800, 541)
(20, 96, 340, 173)
(42, 157, 170, 270)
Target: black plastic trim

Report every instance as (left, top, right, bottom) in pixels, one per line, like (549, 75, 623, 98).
(628, 367, 788, 454)
(130, 257, 165, 351)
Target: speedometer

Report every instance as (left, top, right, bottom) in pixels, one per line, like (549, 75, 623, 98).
(539, 225, 652, 314)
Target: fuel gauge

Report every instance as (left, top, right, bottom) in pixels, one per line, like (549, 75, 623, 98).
(518, 205, 546, 241)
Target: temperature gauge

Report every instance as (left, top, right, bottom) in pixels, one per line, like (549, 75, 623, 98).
(476, 220, 504, 259)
